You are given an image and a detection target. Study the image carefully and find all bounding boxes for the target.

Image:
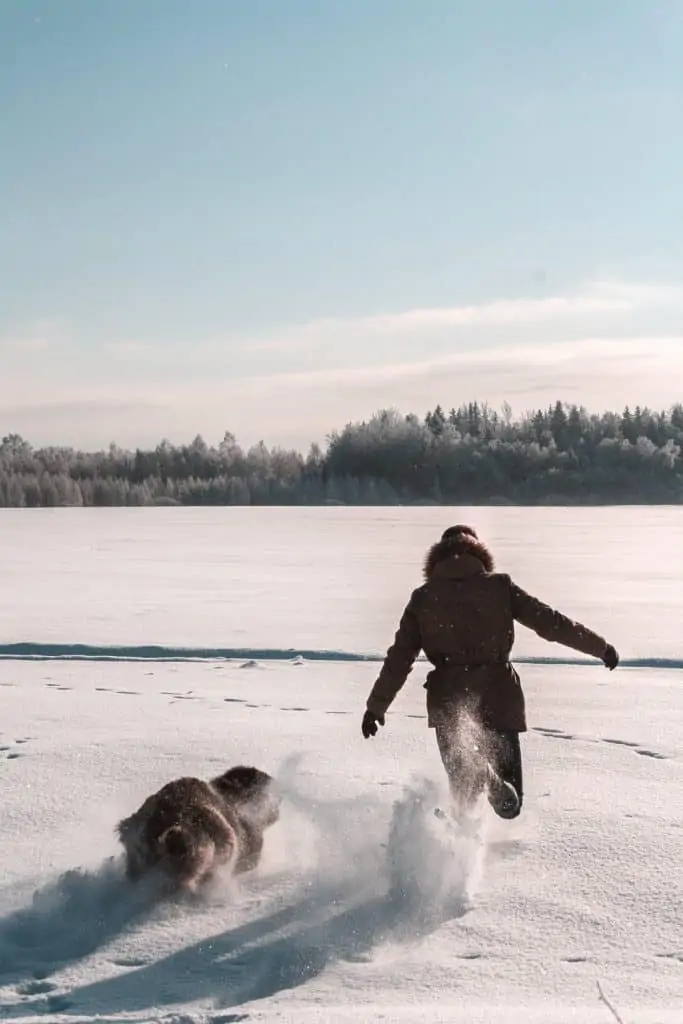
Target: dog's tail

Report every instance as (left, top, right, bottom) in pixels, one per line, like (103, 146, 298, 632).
(160, 826, 214, 890)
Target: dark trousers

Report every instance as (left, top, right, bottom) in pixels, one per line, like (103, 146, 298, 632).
(435, 718, 523, 818)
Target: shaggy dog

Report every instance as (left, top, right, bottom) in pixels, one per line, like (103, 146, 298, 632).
(116, 765, 280, 893)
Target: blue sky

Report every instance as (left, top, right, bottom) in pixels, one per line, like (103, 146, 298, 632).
(2, 0, 683, 450)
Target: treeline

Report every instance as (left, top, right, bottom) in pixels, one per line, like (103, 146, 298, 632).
(1, 400, 683, 507)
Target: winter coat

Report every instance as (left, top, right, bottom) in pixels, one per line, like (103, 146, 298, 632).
(365, 533, 609, 733)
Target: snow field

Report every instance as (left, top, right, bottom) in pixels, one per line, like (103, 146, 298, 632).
(1, 656, 681, 1023)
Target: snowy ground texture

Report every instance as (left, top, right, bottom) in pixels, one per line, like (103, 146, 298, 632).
(1, 507, 682, 1023)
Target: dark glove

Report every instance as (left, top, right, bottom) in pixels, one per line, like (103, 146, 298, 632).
(362, 710, 385, 739)
(603, 644, 619, 671)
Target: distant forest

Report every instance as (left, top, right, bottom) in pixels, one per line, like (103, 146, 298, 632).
(2, 400, 683, 507)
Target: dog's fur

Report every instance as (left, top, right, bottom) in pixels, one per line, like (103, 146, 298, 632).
(116, 765, 280, 893)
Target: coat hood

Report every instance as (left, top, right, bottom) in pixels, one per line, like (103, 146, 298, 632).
(423, 526, 495, 580)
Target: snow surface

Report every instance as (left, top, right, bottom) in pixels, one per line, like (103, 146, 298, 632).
(0, 507, 682, 1023)
(1, 506, 681, 658)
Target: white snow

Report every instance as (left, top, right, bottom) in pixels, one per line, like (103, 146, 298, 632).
(0, 507, 681, 1023)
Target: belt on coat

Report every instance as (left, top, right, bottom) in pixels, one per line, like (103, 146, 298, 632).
(432, 656, 508, 669)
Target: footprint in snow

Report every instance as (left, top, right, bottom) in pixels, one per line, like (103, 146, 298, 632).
(44, 994, 72, 1013)
(111, 956, 150, 968)
(17, 980, 55, 996)
(542, 734, 672, 761)
(533, 727, 575, 740)
(603, 739, 670, 760)
(3, 737, 33, 760)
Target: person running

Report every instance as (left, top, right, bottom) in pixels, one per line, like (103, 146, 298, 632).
(361, 525, 619, 820)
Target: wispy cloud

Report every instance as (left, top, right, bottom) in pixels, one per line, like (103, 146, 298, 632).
(0, 318, 69, 355)
(0, 333, 51, 353)
(98, 278, 681, 375)
(587, 280, 683, 306)
(230, 335, 683, 390)
(4, 281, 683, 449)
(225, 333, 683, 447)
(101, 278, 683, 370)
(237, 283, 637, 354)
(103, 340, 153, 359)
(6, 333, 682, 451)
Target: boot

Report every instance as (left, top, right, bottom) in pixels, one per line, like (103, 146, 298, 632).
(485, 762, 520, 819)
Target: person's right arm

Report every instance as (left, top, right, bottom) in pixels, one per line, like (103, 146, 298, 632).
(509, 579, 618, 667)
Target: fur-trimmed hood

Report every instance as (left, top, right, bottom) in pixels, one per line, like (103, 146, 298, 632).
(423, 525, 495, 580)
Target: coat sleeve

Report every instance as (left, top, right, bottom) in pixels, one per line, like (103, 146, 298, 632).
(509, 579, 608, 660)
(365, 594, 423, 718)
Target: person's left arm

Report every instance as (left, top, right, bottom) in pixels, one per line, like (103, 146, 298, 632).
(364, 594, 422, 730)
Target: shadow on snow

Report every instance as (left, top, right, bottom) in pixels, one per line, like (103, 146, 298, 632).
(0, 774, 495, 1017)
(0, 858, 163, 991)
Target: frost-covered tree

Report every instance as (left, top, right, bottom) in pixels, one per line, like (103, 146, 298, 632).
(0, 401, 681, 506)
